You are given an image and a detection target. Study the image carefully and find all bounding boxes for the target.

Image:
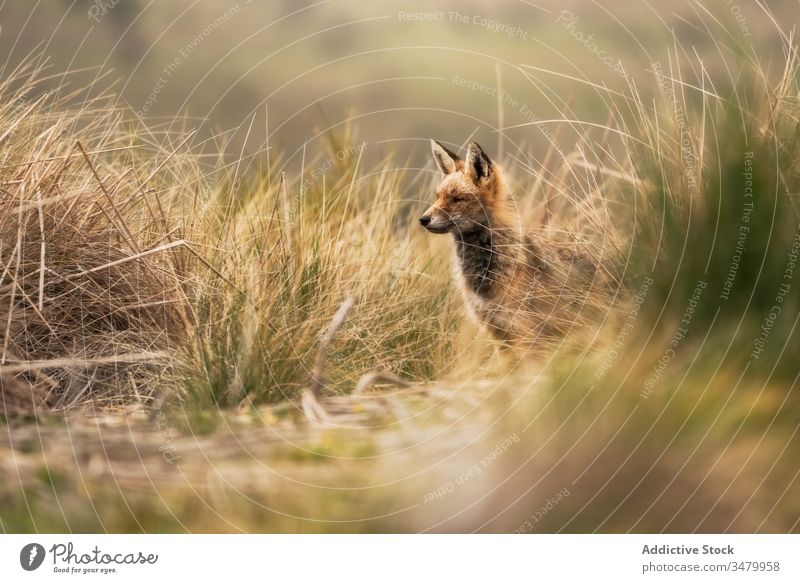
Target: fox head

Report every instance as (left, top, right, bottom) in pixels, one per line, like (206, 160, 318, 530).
(420, 140, 505, 235)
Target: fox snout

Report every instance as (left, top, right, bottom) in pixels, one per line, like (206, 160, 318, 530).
(419, 207, 451, 233)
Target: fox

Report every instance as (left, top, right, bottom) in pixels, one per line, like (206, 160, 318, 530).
(420, 140, 606, 350)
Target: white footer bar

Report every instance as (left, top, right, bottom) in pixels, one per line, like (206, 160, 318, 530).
(1, 534, 797, 582)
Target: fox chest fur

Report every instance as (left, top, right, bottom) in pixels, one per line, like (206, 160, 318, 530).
(451, 228, 559, 345)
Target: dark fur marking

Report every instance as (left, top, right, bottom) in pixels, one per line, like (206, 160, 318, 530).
(454, 228, 495, 297)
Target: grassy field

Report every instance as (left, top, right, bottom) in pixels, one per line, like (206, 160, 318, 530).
(2, 8, 800, 532)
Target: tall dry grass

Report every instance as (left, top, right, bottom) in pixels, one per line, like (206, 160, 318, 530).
(0, 68, 478, 416)
(0, 56, 626, 416)
(0, 61, 191, 414)
(181, 150, 467, 409)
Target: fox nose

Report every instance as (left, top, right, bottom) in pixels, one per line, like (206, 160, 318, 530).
(419, 215, 431, 227)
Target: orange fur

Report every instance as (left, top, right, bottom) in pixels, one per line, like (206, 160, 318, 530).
(421, 140, 607, 351)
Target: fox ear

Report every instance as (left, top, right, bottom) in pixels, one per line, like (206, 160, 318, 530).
(431, 140, 459, 175)
(464, 142, 492, 182)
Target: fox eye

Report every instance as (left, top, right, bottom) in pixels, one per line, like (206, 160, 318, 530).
(450, 194, 467, 203)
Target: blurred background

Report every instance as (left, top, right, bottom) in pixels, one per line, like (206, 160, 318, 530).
(2, 0, 793, 180)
